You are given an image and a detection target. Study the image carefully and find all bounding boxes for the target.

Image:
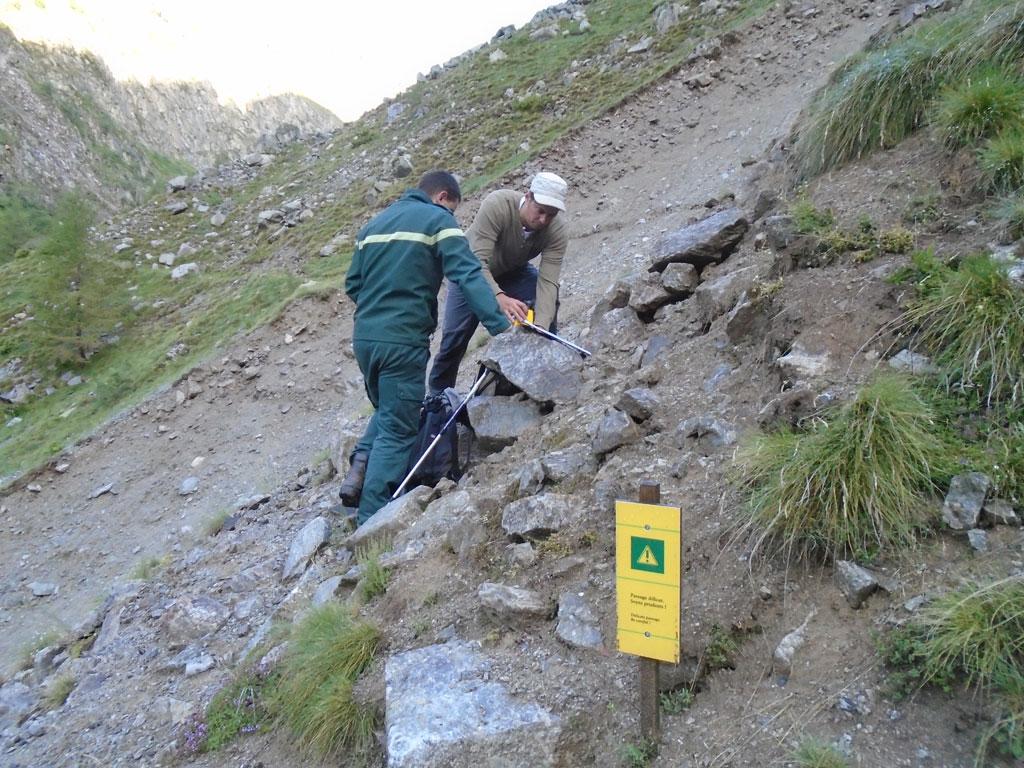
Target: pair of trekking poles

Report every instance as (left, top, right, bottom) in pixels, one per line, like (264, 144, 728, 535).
(391, 321, 591, 500)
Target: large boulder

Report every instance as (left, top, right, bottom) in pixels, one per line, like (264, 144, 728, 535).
(650, 208, 749, 272)
(481, 331, 584, 404)
(502, 493, 577, 540)
(466, 395, 544, 451)
(385, 642, 562, 768)
(589, 307, 645, 351)
(346, 486, 437, 549)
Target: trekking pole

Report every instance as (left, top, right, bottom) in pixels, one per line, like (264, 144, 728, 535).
(520, 319, 592, 358)
(391, 367, 495, 500)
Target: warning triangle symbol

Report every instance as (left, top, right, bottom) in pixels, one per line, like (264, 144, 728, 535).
(638, 545, 659, 567)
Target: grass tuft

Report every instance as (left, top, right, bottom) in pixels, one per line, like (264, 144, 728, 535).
(932, 66, 1024, 150)
(268, 603, 380, 760)
(980, 128, 1024, 193)
(203, 677, 268, 751)
(738, 375, 952, 561)
(995, 194, 1024, 241)
(43, 674, 75, 710)
(355, 544, 389, 603)
(900, 253, 1024, 406)
(793, 0, 1024, 178)
(914, 577, 1024, 693)
(792, 739, 849, 768)
(881, 577, 1024, 765)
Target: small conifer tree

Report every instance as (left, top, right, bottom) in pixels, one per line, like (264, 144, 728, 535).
(34, 193, 124, 365)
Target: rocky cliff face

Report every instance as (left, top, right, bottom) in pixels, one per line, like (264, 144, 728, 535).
(0, 25, 341, 209)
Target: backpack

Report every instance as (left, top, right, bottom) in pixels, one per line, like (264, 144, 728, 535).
(403, 388, 468, 489)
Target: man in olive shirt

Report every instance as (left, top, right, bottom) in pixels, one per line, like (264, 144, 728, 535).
(427, 171, 569, 393)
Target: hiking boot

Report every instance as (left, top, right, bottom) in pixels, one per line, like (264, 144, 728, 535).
(338, 452, 368, 507)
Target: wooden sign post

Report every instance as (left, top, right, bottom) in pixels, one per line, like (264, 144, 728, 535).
(615, 481, 681, 747)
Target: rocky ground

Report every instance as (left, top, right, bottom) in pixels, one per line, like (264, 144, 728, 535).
(2, 1, 1022, 767)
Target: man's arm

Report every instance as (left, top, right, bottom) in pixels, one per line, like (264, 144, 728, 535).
(344, 242, 364, 304)
(533, 226, 567, 329)
(436, 225, 510, 336)
(467, 193, 506, 297)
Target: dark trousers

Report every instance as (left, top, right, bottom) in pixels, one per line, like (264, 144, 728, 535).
(352, 340, 429, 523)
(428, 263, 556, 393)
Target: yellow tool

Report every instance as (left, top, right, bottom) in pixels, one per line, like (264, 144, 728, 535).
(513, 308, 535, 327)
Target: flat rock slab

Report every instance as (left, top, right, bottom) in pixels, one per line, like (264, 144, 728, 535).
(346, 485, 436, 550)
(478, 582, 553, 624)
(466, 395, 544, 451)
(502, 493, 577, 541)
(386, 641, 561, 768)
(282, 516, 331, 581)
(481, 331, 583, 404)
(650, 208, 749, 272)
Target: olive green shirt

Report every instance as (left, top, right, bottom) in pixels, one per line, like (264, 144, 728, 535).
(467, 189, 568, 330)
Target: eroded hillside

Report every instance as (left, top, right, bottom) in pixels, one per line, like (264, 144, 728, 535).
(2, 1, 1023, 767)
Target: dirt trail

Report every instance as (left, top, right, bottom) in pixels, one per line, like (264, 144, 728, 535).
(0, 0, 886, 681)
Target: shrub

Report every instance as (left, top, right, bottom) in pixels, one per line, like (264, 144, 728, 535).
(932, 67, 1024, 150)
(790, 197, 836, 234)
(878, 227, 915, 254)
(622, 739, 657, 767)
(980, 128, 1024, 192)
(792, 739, 849, 768)
(268, 604, 380, 759)
(738, 375, 952, 561)
(900, 254, 1024, 405)
(703, 624, 738, 671)
(660, 687, 694, 714)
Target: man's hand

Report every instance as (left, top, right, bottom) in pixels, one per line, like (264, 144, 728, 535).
(497, 293, 530, 325)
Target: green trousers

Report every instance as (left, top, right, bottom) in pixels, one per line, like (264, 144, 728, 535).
(352, 340, 428, 524)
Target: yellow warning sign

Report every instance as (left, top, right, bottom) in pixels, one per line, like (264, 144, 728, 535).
(615, 500, 681, 663)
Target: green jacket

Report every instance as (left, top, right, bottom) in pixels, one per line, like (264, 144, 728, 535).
(346, 188, 510, 347)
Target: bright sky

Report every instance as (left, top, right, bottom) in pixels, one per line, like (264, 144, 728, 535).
(0, 0, 554, 120)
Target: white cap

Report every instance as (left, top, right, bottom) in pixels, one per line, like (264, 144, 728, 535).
(529, 171, 567, 212)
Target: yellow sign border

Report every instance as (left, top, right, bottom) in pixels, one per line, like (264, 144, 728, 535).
(615, 500, 681, 663)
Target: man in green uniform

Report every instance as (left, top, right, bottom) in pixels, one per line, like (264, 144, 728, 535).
(427, 171, 568, 393)
(341, 171, 511, 525)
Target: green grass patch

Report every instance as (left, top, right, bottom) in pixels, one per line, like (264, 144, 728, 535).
(267, 604, 380, 760)
(356, 544, 389, 603)
(793, 0, 1024, 178)
(995, 194, 1024, 241)
(881, 577, 1024, 765)
(202, 509, 231, 537)
(660, 687, 694, 714)
(43, 674, 75, 710)
(791, 197, 836, 234)
(980, 128, 1024, 193)
(914, 577, 1024, 692)
(703, 624, 738, 672)
(622, 739, 658, 767)
(932, 66, 1024, 150)
(791, 739, 849, 768)
(130, 555, 168, 580)
(737, 374, 953, 561)
(899, 253, 1024, 406)
(203, 676, 270, 751)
